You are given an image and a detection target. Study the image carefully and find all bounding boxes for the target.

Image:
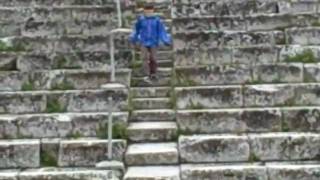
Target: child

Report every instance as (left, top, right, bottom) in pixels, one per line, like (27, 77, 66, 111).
(130, 2, 172, 82)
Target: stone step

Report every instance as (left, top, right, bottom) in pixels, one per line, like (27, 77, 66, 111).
(131, 76, 171, 87)
(181, 163, 320, 180)
(0, 35, 129, 53)
(0, 69, 131, 91)
(0, 89, 128, 114)
(131, 87, 171, 98)
(177, 107, 320, 134)
(175, 45, 320, 67)
(176, 83, 320, 109)
(173, 13, 320, 32)
(174, 31, 284, 51)
(131, 67, 172, 78)
(132, 98, 171, 110)
(127, 122, 177, 142)
(0, 0, 118, 6)
(58, 139, 126, 167)
(0, 20, 118, 37)
(130, 109, 175, 122)
(0, 168, 122, 180)
(0, 6, 118, 22)
(124, 166, 180, 180)
(158, 59, 173, 67)
(179, 133, 320, 163)
(0, 112, 128, 139)
(0, 51, 132, 71)
(175, 63, 312, 86)
(0, 138, 126, 168)
(125, 142, 179, 166)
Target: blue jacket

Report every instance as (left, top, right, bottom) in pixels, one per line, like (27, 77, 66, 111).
(130, 15, 172, 48)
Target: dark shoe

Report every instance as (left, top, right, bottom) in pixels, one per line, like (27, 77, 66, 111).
(150, 74, 158, 81)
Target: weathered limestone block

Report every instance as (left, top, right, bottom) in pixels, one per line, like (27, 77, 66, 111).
(31, 69, 131, 90)
(247, 13, 320, 31)
(179, 135, 250, 163)
(0, 140, 40, 168)
(0, 92, 47, 114)
(253, 63, 303, 83)
(18, 114, 72, 138)
(0, 89, 128, 114)
(267, 164, 320, 180)
(29, 6, 117, 22)
(244, 84, 320, 107)
(0, 53, 18, 71)
(172, 16, 246, 33)
(176, 86, 243, 109)
(0, 170, 19, 180)
(47, 89, 128, 113)
(279, 45, 320, 62)
(286, 27, 320, 45)
(232, 46, 278, 65)
(0, 71, 28, 91)
(282, 107, 320, 132)
(172, 0, 278, 18)
(0, 0, 116, 6)
(0, 116, 18, 139)
(177, 108, 282, 134)
(19, 168, 121, 180)
(58, 139, 126, 167)
(278, 0, 319, 13)
(174, 47, 233, 67)
(175, 65, 251, 86)
(304, 63, 320, 82)
(174, 31, 281, 50)
(249, 133, 320, 161)
(181, 164, 268, 180)
(0, 22, 20, 37)
(17, 51, 131, 71)
(294, 84, 320, 106)
(11, 36, 109, 53)
(22, 20, 118, 36)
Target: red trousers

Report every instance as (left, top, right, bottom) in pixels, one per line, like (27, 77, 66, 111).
(141, 47, 157, 76)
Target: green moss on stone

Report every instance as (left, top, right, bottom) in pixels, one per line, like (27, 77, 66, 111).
(46, 99, 66, 113)
(51, 81, 75, 90)
(67, 131, 83, 139)
(96, 123, 128, 139)
(41, 151, 58, 167)
(284, 49, 317, 63)
(248, 152, 261, 162)
(21, 82, 35, 91)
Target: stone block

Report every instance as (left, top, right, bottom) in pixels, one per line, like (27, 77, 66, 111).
(252, 63, 303, 83)
(175, 65, 251, 86)
(179, 135, 250, 163)
(286, 27, 320, 45)
(282, 107, 320, 132)
(58, 139, 126, 167)
(177, 108, 282, 134)
(181, 164, 268, 180)
(176, 86, 243, 109)
(0, 140, 40, 168)
(249, 133, 320, 161)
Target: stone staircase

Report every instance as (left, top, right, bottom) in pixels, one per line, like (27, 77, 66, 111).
(1, 0, 320, 180)
(124, 1, 180, 179)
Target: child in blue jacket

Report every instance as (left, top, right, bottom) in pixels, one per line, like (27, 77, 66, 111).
(130, 2, 172, 81)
